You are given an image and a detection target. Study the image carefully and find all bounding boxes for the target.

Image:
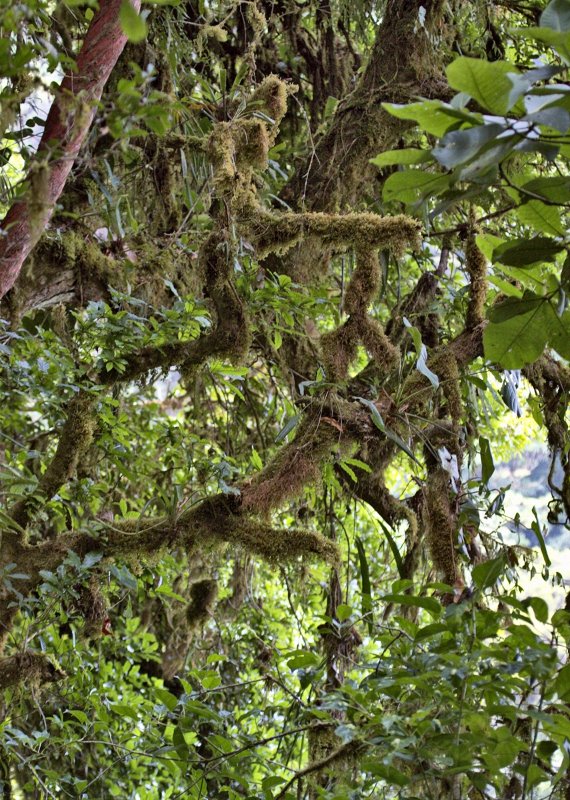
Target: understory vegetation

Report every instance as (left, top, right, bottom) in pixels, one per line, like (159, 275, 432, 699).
(1, 0, 570, 797)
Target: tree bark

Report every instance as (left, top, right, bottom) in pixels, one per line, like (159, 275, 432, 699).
(0, 0, 142, 299)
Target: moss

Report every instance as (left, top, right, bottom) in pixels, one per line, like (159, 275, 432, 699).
(321, 319, 359, 382)
(423, 467, 458, 585)
(249, 74, 292, 128)
(235, 119, 270, 172)
(240, 418, 338, 514)
(465, 232, 487, 329)
(437, 354, 462, 427)
(358, 317, 400, 371)
(215, 519, 340, 565)
(246, 211, 420, 260)
(0, 651, 66, 690)
(344, 247, 380, 316)
(75, 577, 108, 639)
(186, 578, 218, 628)
(10, 390, 96, 530)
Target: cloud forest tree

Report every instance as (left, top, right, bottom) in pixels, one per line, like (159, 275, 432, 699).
(1, 0, 570, 797)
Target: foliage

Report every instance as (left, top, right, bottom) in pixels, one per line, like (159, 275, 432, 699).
(1, 0, 570, 798)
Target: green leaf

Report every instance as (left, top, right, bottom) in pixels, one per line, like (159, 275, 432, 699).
(493, 237, 564, 267)
(446, 58, 518, 114)
(336, 604, 353, 621)
(275, 413, 300, 442)
(382, 170, 449, 204)
(472, 554, 506, 589)
(383, 100, 479, 136)
(111, 703, 139, 720)
(433, 123, 505, 169)
(515, 201, 566, 236)
(522, 176, 570, 203)
(381, 593, 442, 618)
(119, 0, 147, 42)
(370, 148, 432, 167)
(531, 506, 551, 567)
(361, 760, 410, 786)
(483, 294, 551, 368)
(479, 436, 495, 484)
(542, 0, 570, 32)
(529, 596, 549, 623)
(546, 307, 570, 360)
(155, 688, 178, 712)
(414, 622, 448, 641)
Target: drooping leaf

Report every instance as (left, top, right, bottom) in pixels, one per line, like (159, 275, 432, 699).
(479, 436, 495, 484)
(383, 100, 478, 136)
(355, 537, 373, 633)
(446, 58, 519, 114)
(370, 148, 433, 167)
(382, 170, 450, 205)
(472, 554, 506, 589)
(433, 123, 505, 169)
(493, 237, 564, 267)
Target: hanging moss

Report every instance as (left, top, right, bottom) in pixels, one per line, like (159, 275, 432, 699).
(240, 418, 339, 513)
(437, 353, 462, 427)
(358, 317, 400, 372)
(345, 248, 380, 314)
(321, 319, 359, 382)
(10, 390, 96, 530)
(423, 467, 458, 586)
(249, 74, 292, 128)
(186, 579, 218, 628)
(465, 231, 487, 329)
(75, 577, 108, 640)
(0, 651, 66, 691)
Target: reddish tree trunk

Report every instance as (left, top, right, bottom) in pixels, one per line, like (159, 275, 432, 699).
(0, 0, 141, 299)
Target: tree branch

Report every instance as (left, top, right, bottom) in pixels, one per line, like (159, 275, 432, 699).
(0, 0, 142, 299)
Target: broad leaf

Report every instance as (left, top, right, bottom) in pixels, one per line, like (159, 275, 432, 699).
(446, 58, 519, 114)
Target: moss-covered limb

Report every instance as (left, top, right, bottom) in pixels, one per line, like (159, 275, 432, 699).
(9, 390, 97, 531)
(2, 229, 195, 323)
(239, 413, 347, 514)
(0, 651, 66, 690)
(161, 578, 218, 680)
(524, 354, 570, 520)
(101, 232, 250, 384)
(98, 330, 225, 384)
(246, 210, 421, 260)
(280, 0, 449, 215)
(423, 466, 460, 586)
(464, 232, 488, 329)
(275, 739, 366, 800)
(352, 476, 418, 545)
(385, 271, 441, 343)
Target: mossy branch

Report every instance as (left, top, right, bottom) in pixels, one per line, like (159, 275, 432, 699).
(9, 390, 96, 531)
(465, 230, 488, 329)
(0, 651, 66, 690)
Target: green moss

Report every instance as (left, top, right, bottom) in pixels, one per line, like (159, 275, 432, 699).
(249, 74, 293, 128)
(321, 319, 359, 382)
(10, 390, 96, 530)
(358, 317, 400, 371)
(423, 467, 458, 585)
(344, 247, 381, 316)
(240, 418, 339, 514)
(465, 232, 487, 329)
